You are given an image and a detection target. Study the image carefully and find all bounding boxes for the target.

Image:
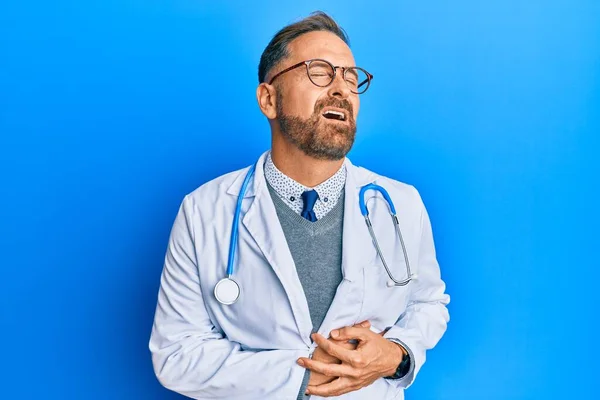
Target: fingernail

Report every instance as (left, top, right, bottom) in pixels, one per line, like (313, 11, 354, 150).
(331, 330, 339, 338)
(361, 321, 370, 327)
(297, 359, 305, 367)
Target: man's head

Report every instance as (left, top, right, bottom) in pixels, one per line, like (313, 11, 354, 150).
(256, 12, 371, 161)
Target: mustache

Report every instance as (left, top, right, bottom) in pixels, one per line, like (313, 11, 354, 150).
(314, 98, 354, 118)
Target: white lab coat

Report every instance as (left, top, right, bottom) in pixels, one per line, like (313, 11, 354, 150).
(149, 150, 450, 399)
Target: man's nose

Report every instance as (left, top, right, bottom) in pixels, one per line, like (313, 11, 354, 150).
(327, 68, 351, 99)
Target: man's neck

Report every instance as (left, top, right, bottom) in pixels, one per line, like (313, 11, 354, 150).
(270, 138, 344, 188)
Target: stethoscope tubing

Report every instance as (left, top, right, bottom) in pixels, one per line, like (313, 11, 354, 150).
(219, 166, 415, 305)
(359, 183, 414, 286)
(226, 164, 256, 277)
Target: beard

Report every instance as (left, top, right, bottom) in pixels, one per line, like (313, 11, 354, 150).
(276, 91, 357, 161)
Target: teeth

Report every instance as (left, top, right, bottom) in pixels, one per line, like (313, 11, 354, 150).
(323, 110, 346, 120)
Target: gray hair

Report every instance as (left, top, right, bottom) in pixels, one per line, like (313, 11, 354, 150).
(258, 11, 350, 83)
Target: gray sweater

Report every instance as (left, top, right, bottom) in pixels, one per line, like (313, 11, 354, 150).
(267, 183, 345, 400)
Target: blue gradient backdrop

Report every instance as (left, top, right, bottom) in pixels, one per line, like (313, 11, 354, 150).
(1, 1, 598, 399)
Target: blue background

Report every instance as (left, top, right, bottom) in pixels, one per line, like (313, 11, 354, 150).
(1, 1, 598, 399)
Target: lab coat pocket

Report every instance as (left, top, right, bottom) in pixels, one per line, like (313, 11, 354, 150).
(358, 261, 412, 332)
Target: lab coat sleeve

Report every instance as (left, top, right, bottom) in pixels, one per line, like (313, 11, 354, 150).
(382, 190, 450, 389)
(149, 195, 308, 400)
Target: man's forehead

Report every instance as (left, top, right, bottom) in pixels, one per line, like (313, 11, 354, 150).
(287, 31, 355, 66)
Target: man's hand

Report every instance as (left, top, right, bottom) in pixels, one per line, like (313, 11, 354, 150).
(297, 326, 406, 397)
(306, 321, 372, 387)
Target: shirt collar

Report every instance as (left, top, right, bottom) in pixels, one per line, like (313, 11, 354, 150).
(264, 151, 346, 203)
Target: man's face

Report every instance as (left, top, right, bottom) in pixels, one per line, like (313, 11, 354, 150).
(269, 31, 361, 161)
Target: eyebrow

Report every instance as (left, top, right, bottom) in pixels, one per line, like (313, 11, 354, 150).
(345, 68, 359, 80)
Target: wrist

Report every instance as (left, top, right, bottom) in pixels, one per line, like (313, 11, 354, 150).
(386, 342, 406, 376)
(384, 340, 411, 380)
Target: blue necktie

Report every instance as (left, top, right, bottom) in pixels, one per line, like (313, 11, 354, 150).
(301, 190, 318, 222)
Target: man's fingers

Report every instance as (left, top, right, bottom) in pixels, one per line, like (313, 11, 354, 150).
(313, 333, 355, 362)
(328, 321, 370, 349)
(330, 326, 372, 342)
(354, 320, 371, 328)
(307, 377, 357, 397)
(333, 338, 358, 351)
(298, 356, 356, 378)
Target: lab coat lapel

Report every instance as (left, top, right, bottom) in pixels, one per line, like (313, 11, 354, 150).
(240, 152, 313, 345)
(317, 160, 379, 335)
(340, 160, 378, 282)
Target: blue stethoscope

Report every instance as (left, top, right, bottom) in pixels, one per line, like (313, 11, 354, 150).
(214, 164, 417, 305)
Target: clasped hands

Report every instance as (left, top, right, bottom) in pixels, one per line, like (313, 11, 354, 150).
(296, 320, 406, 397)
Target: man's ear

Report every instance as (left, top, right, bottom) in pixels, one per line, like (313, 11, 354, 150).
(256, 83, 277, 120)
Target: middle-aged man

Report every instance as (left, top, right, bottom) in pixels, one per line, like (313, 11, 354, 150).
(150, 11, 450, 399)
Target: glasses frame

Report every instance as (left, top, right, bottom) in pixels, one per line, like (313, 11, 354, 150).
(267, 58, 374, 94)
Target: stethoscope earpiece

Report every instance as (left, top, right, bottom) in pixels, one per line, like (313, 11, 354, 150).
(387, 274, 417, 287)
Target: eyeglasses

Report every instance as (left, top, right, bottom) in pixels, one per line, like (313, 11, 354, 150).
(267, 58, 373, 94)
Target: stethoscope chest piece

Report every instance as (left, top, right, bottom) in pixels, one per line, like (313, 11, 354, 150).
(214, 277, 241, 305)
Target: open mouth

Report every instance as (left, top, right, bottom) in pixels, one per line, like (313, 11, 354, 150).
(322, 109, 347, 121)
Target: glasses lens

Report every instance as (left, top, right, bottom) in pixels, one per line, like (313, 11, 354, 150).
(345, 68, 370, 94)
(307, 60, 334, 87)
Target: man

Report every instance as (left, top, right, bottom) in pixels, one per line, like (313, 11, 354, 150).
(149, 11, 449, 399)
